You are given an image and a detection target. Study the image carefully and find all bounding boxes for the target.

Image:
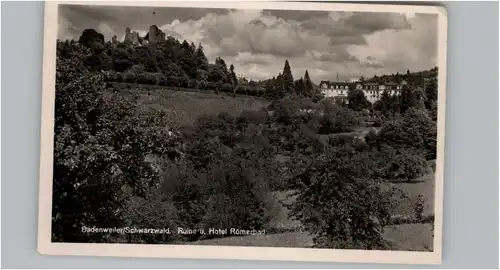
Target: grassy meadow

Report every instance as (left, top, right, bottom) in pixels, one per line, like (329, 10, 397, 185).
(106, 85, 270, 128)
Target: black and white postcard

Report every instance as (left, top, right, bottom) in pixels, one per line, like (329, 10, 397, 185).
(38, 1, 448, 264)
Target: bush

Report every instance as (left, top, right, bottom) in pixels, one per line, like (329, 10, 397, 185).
(151, 72, 164, 85)
(206, 81, 216, 90)
(376, 107, 436, 159)
(114, 72, 123, 82)
(188, 79, 198, 89)
(136, 73, 148, 84)
(123, 71, 136, 83)
(318, 108, 359, 134)
(200, 158, 274, 233)
(159, 153, 276, 240)
(178, 76, 189, 88)
(158, 74, 168, 86)
(327, 134, 367, 152)
(384, 148, 428, 181)
(364, 128, 379, 148)
(135, 72, 159, 85)
(196, 80, 208, 90)
(221, 83, 233, 93)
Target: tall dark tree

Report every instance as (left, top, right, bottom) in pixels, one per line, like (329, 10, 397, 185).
(275, 73, 286, 99)
(208, 60, 227, 84)
(229, 64, 238, 87)
(303, 70, 313, 97)
(195, 43, 209, 72)
(374, 91, 390, 115)
(265, 79, 274, 97)
(294, 78, 305, 96)
(179, 40, 197, 78)
(400, 85, 425, 113)
(282, 60, 295, 94)
(79, 29, 105, 49)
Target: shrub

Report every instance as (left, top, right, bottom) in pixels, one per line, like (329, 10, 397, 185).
(188, 79, 198, 89)
(364, 128, 379, 148)
(114, 72, 123, 82)
(123, 71, 136, 83)
(160, 153, 276, 240)
(318, 108, 359, 134)
(128, 64, 146, 74)
(206, 81, 216, 90)
(221, 83, 233, 93)
(151, 73, 164, 85)
(136, 73, 148, 84)
(197, 80, 208, 90)
(158, 75, 168, 86)
(200, 158, 274, 233)
(376, 107, 436, 159)
(234, 85, 245, 95)
(120, 189, 183, 243)
(178, 76, 189, 88)
(384, 148, 428, 181)
(167, 75, 178, 87)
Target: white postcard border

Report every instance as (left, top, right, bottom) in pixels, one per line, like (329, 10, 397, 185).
(37, 1, 448, 265)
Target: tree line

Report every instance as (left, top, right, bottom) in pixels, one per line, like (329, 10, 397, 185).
(59, 28, 320, 99)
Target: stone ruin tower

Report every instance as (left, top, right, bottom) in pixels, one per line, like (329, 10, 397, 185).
(124, 27, 141, 46)
(145, 25, 166, 44)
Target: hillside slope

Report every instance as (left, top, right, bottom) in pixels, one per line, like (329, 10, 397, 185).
(109, 87, 271, 128)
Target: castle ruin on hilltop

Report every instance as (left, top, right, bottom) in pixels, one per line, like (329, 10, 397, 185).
(121, 25, 166, 46)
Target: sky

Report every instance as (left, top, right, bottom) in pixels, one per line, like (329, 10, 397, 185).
(58, 4, 438, 83)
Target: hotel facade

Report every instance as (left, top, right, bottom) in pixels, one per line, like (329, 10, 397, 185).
(319, 80, 407, 104)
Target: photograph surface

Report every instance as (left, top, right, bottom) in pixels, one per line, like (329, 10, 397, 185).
(38, 1, 447, 264)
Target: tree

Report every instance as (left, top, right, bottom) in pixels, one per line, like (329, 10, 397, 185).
(229, 64, 238, 88)
(78, 29, 104, 49)
(348, 89, 371, 111)
(112, 46, 133, 72)
(282, 60, 295, 94)
(288, 146, 400, 249)
(303, 70, 314, 97)
(373, 90, 399, 117)
(294, 78, 305, 96)
(319, 107, 359, 134)
(208, 62, 227, 84)
(52, 41, 181, 242)
(195, 43, 209, 72)
(132, 46, 158, 72)
(275, 73, 286, 99)
(375, 107, 436, 160)
(178, 40, 198, 78)
(424, 77, 438, 110)
(384, 148, 428, 181)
